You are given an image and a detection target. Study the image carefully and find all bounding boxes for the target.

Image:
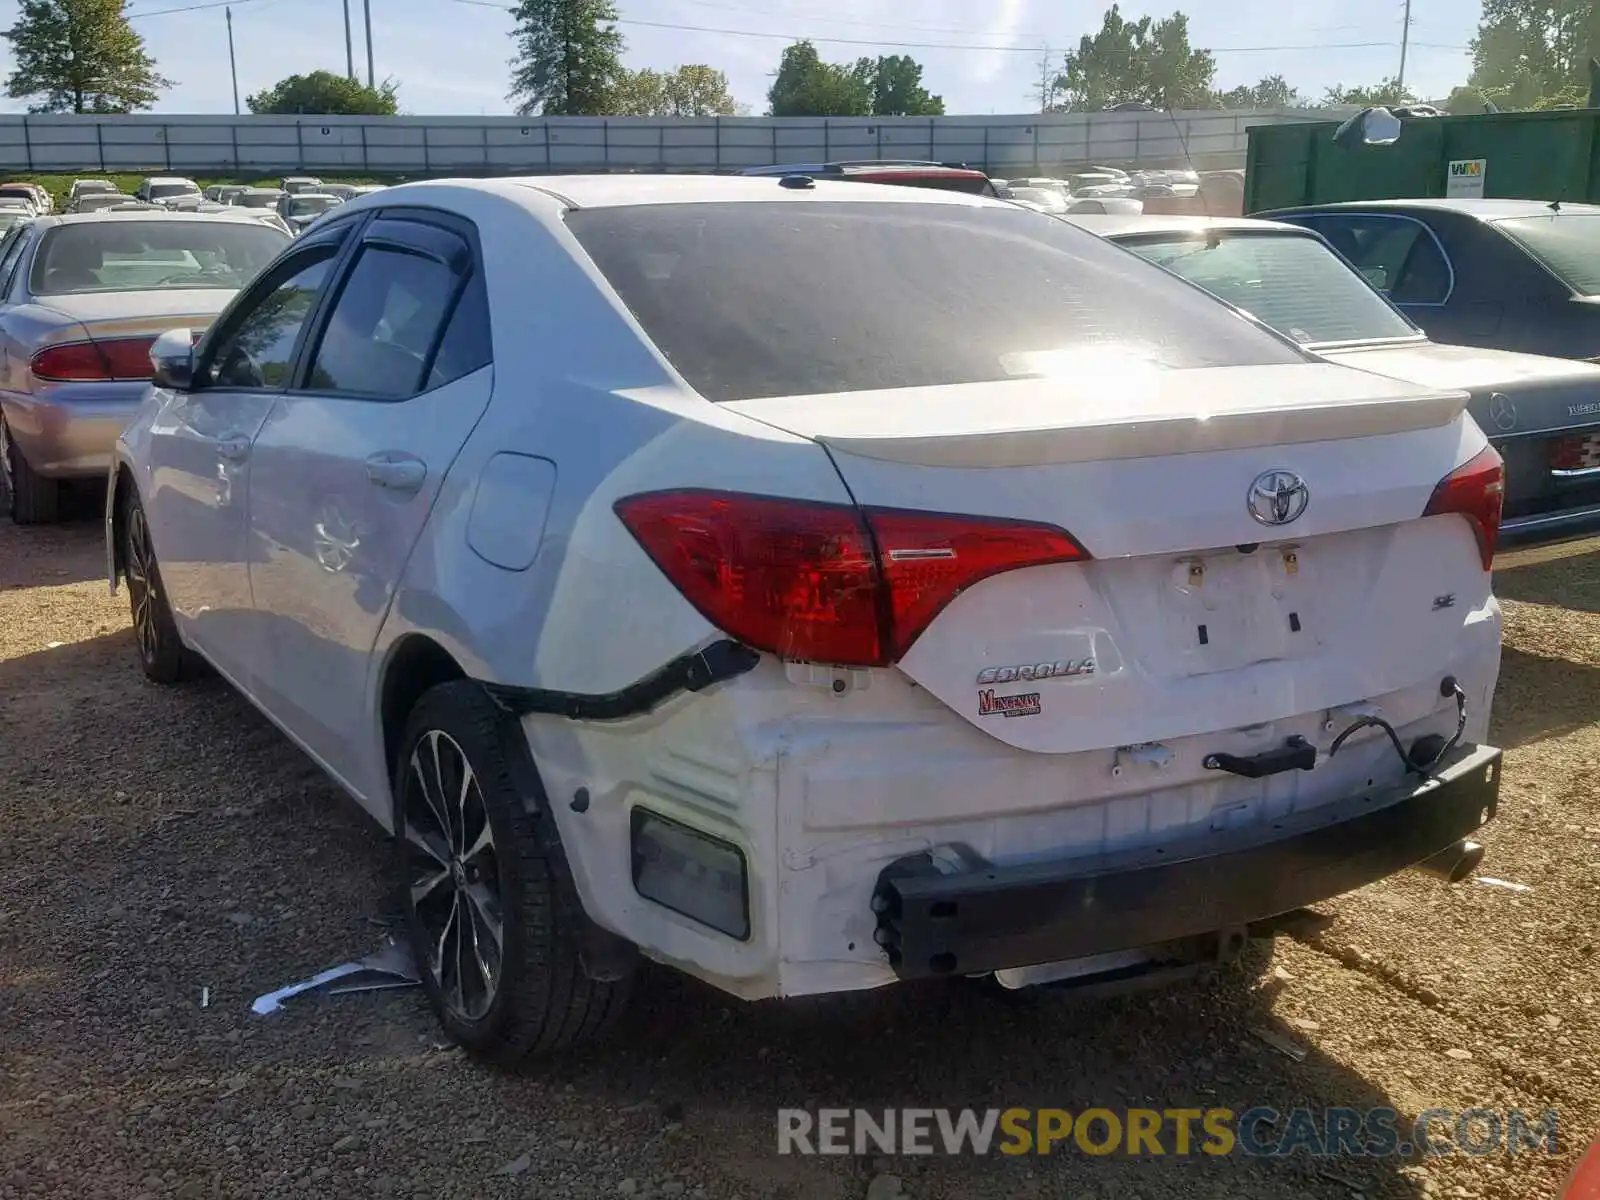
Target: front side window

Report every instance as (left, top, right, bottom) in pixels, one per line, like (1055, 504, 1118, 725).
(29, 220, 289, 296)
(305, 244, 468, 398)
(1492, 213, 1600, 296)
(1122, 231, 1419, 347)
(205, 252, 336, 389)
(1300, 214, 1452, 305)
(565, 200, 1306, 403)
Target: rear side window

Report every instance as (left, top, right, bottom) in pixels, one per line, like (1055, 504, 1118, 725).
(1124, 231, 1419, 347)
(565, 201, 1306, 402)
(1296, 214, 1452, 305)
(305, 242, 479, 398)
(1493, 214, 1600, 296)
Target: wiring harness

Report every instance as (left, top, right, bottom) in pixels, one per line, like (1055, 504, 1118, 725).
(1328, 676, 1469, 779)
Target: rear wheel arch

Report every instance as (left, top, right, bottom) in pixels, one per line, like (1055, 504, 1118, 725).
(379, 633, 468, 796)
(109, 463, 137, 581)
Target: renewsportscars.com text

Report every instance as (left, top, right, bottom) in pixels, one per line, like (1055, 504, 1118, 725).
(777, 1107, 1560, 1158)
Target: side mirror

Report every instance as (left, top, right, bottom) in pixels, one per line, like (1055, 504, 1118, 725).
(1332, 106, 1404, 149)
(150, 328, 196, 390)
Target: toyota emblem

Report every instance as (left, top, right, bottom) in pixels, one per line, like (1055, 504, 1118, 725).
(1247, 470, 1311, 526)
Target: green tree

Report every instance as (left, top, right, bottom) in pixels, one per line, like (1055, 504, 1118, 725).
(1469, 0, 1597, 102)
(3, 0, 170, 114)
(1216, 74, 1302, 109)
(768, 41, 871, 116)
(768, 42, 944, 117)
(862, 54, 944, 115)
(508, 0, 626, 116)
(1053, 5, 1217, 112)
(246, 70, 399, 115)
(1320, 77, 1418, 107)
(610, 64, 737, 116)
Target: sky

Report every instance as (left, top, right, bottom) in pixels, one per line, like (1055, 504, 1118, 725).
(0, 0, 1481, 116)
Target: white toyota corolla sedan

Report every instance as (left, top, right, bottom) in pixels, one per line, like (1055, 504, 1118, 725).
(107, 174, 1507, 1063)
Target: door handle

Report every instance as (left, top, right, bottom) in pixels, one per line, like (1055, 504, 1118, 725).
(365, 452, 427, 493)
(213, 435, 250, 462)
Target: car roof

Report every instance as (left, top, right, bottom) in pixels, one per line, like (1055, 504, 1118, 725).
(1064, 213, 1316, 238)
(1262, 197, 1600, 221)
(483, 172, 1000, 211)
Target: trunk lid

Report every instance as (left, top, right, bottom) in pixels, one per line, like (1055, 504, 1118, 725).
(36, 289, 234, 342)
(1323, 340, 1600, 439)
(726, 363, 1490, 754)
(1323, 341, 1600, 522)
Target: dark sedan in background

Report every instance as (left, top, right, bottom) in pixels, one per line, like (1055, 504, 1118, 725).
(1070, 212, 1600, 546)
(1255, 198, 1600, 363)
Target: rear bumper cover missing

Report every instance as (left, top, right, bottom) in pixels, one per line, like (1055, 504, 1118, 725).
(872, 743, 1502, 981)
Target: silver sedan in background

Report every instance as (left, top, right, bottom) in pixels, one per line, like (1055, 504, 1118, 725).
(0, 212, 290, 523)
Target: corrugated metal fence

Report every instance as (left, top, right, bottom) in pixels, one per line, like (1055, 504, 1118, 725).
(0, 108, 1341, 176)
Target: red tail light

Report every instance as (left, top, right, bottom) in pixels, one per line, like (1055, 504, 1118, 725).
(1422, 445, 1505, 571)
(31, 342, 109, 381)
(614, 489, 1090, 667)
(1549, 432, 1600, 472)
(97, 336, 159, 380)
(31, 337, 157, 383)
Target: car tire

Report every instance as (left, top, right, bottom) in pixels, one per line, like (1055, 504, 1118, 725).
(394, 681, 633, 1063)
(120, 489, 201, 684)
(1, 415, 61, 525)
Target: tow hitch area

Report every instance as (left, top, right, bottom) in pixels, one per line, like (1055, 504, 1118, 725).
(871, 743, 1501, 982)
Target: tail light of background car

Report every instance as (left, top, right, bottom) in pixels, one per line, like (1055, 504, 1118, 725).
(613, 489, 1090, 667)
(31, 337, 157, 383)
(1549, 432, 1600, 473)
(1422, 445, 1505, 572)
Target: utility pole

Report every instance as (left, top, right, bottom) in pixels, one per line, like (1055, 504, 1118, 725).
(1035, 45, 1054, 112)
(226, 6, 239, 114)
(343, 0, 356, 81)
(1397, 0, 1411, 90)
(364, 0, 375, 89)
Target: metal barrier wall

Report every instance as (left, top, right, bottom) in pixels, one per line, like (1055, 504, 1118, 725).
(0, 108, 1342, 176)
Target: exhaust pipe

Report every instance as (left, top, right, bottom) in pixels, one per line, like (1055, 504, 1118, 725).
(1414, 839, 1485, 885)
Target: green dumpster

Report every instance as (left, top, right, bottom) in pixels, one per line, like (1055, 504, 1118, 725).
(1244, 107, 1600, 214)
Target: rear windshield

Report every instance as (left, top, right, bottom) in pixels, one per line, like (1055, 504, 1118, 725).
(565, 201, 1306, 402)
(1010, 187, 1070, 213)
(287, 195, 340, 216)
(1494, 213, 1600, 295)
(149, 182, 198, 199)
(853, 173, 996, 196)
(1122, 230, 1418, 346)
(30, 220, 289, 296)
(238, 191, 282, 208)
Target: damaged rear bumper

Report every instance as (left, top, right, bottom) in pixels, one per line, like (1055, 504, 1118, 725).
(872, 743, 1502, 982)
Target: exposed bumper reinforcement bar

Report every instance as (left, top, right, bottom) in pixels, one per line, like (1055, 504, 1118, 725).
(871, 743, 1502, 982)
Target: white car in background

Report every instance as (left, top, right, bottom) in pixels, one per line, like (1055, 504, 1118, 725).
(135, 176, 202, 208)
(278, 191, 344, 234)
(70, 179, 118, 205)
(107, 176, 1505, 1063)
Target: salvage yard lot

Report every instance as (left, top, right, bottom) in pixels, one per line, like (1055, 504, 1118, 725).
(0, 509, 1596, 1200)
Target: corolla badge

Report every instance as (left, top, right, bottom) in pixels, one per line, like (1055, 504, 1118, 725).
(1246, 470, 1310, 526)
(1487, 392, 1517, 432)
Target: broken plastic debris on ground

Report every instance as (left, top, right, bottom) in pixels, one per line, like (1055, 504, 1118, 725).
(250, 935, 420, 1016)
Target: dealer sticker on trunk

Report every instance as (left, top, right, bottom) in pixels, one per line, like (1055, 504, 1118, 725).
(979, 690, 1042, 718)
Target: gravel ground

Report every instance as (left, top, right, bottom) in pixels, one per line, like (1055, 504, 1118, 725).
(1, 506, 1596, 1200)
